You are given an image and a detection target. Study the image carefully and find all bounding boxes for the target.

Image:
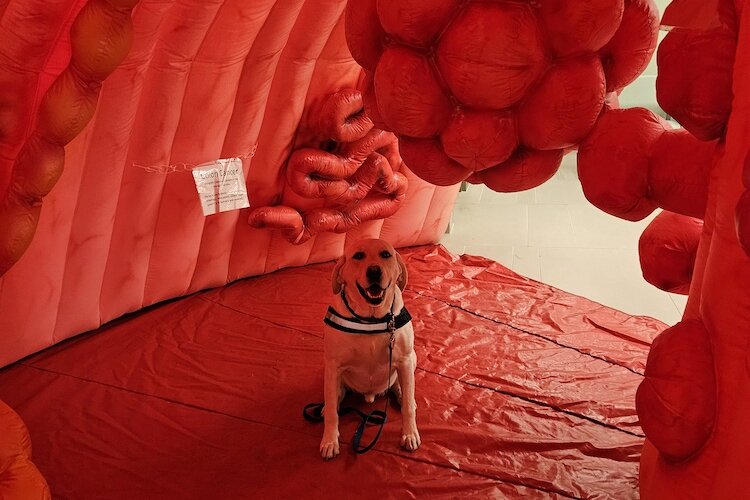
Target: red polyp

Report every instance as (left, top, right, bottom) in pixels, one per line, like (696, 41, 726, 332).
(636, 319, 716, 462)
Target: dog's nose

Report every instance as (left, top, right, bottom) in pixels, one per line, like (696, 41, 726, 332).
(366, 265, 382, 283)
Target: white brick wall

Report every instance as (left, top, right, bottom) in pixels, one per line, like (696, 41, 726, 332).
(617, 0, 671, 115)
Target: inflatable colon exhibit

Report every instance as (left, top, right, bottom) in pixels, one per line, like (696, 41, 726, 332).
(345, 0, 659, 191)
(0, 0, 140, 277)
(638, 211, 703, 295)
(579, 0, 750, 496)
(248, 89, 408, 244)
(351, 0, 750, 496)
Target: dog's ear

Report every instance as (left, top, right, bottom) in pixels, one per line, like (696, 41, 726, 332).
(331, 256, 346, 294)
(395, 251, 408, 291)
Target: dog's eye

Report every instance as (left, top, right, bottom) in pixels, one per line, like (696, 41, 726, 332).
(380, 251, 392, 259)
(352, 252, 365, 260)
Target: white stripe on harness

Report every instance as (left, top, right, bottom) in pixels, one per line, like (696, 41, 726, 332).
(325, 310, 392, 332)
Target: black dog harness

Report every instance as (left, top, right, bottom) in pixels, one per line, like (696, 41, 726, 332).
(304, 289, 412, 455)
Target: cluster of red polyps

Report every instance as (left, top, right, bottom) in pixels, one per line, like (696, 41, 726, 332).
(346, 0, 660, 191)
(248, 89, 408, 244)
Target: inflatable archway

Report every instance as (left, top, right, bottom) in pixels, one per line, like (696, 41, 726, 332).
(0, 0, 747, 498)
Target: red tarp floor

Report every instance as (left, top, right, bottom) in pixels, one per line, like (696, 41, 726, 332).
(0, 245, 664, 499)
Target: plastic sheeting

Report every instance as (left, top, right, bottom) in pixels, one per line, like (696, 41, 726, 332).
(0, 245, 664, 499)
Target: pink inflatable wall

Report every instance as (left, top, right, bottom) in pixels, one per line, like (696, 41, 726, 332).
(0, 0, 458, 367)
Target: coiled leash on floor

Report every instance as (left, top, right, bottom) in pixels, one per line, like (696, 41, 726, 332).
(303, 333, 393, 455)
(304, 291, 412, 455)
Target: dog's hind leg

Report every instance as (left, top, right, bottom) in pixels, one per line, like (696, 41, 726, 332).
(338, 384, 347, 407)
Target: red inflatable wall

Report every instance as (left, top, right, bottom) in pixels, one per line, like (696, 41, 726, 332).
(341, 0, 750, 496)
(0, 1, 458, 367)
(638, 0, 750, 496)
(575, 0, 750, 495)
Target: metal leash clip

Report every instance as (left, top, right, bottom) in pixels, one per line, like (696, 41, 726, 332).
(387, 313, 396, 333)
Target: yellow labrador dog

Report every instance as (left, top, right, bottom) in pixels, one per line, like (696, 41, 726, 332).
(319, 238, 420, 459)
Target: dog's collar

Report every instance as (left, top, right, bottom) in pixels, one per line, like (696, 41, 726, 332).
(324, 305, 412, 334)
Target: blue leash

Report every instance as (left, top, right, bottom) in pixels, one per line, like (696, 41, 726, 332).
(303, 333, 394, 455)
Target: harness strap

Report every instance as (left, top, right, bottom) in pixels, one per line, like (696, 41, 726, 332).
(324, 306, 411, 334)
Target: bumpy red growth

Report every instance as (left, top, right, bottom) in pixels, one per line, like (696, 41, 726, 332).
(248, 89, 408, 244)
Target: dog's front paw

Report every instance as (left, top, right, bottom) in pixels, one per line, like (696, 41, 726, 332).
(320, 433, 340, 460)
(400, 428, 421, 452)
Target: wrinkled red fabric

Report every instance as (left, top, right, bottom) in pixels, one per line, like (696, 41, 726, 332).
(0, 245, 663, 499)
(738, 152, 750, 256)
(399, 138, 468, 187)
(0, 0, 139, 276)
(639, 211, 702, 295)
(737, 189, 750, 255)
(636, 320, 715, 461)
(647, 129, 717, 217)
(248, 90, 408, 244)
(359, 71, 387, 130)
(634, 0, 750, 496)
(518, 55, 607, 151)
(656, 0, 736, 141)
(436, 2, 546, 111)
(600, 0, 660, 93)
(376, 0, 461, 49)
(578, 108, 717, 221)
(440, 109, 517, 172)
(578, 108, 662, 221)
(345, 0, 658, 192)
(316, 89, 374, 143)
(376, 46, 452, 138)
(0, 400, 50, 499)
(345, 0, 386, 72)
(661, 0, 724, 30)
(539, 0, 624, 56)
(474, 149, 564, 194)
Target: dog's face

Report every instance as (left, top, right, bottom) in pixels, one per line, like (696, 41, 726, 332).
(331, 239, 407, 309)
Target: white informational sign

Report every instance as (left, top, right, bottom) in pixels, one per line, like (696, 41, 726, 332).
(191, 158, 250, 216)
